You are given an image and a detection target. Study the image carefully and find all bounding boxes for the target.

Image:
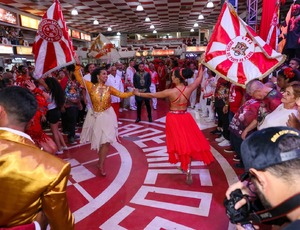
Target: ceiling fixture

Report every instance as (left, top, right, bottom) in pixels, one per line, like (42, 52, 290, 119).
(93, 19, 99, 25)
(107, 27, 112, 31)
(117, 32, 121, 36)
(153, 30, 157, 34)
(71, 9, 78, 16)
(193, 23, 199, 27)
(207, 1, 214, 8)
(190, 28, 195, 32)
(136, 3, 144, 11)
(145, 17, 151, 22)
(150, 25, 155, 29)
(198, 14, 204, 20)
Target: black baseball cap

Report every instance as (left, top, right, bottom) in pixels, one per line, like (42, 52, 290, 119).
(241, 127, 300, 174)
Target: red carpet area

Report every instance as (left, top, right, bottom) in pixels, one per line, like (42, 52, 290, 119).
(52, 99, 268, 230)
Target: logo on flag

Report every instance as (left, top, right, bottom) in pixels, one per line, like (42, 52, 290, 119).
(38, 19, 62, 42)
(33, 0, 74, 79)
(203, 2, 286, 87)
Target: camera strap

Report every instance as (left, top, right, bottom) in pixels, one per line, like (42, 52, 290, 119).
(249, 193, 300, 223)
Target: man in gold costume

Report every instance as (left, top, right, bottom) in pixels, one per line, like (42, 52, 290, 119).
(0, 86, 74, 229)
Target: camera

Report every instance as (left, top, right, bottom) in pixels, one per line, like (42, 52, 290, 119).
(224, 189, 255, 229)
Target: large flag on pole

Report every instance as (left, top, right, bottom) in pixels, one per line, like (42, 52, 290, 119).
(203, 2, 286, 87)
(33, 0, 74, 79)
(88, 33, 120, 62)
(266, 4, 279, 50)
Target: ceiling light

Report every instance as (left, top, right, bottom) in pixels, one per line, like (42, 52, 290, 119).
(136, 4, 144, 11)
(193, 23, 199, 27)
(71, 9, 78, 15)
(145, 17, 151, 22)
(93, 19, 99, 25)
(207, 1, 214, 8)
(190, 28, 195, 32)
(117, 32, 121, 36)
(107, 27, 112, 31)
(150, 25, 155, 29)
(153, 30, 157, 34)
(198, 14, 204, 20)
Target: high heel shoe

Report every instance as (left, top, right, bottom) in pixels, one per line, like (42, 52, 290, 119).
(97, 165, 106, 177)
(185, 170, 193, 185)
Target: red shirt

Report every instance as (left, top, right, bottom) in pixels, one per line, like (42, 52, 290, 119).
(229, 85, 245, 114)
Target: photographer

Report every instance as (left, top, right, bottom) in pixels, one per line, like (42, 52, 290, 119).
(225, 126, 300, 230)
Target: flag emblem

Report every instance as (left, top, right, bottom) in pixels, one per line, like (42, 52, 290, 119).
(227, 36, 254, 62)
(38, 19, 62, 42)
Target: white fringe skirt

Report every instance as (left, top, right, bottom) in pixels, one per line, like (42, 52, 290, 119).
(80, 107, 118, 151)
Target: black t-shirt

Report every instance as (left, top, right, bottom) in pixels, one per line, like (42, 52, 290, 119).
(283, 220, 300, 230)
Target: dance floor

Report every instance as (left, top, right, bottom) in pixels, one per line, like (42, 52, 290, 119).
(51, 99, 267, 230)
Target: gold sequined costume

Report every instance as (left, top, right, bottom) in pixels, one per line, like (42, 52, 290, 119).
(74, 66, 133, 150)
(0, 129, 74, 229)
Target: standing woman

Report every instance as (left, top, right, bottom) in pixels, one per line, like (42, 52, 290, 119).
(74, 60, 134, 176)
(24, 79, 57, 154)
(44, 77, 68, 154)
(133, 65, 214, 184)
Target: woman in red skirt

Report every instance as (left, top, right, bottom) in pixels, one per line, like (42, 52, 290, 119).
(133, 64, 214, 184)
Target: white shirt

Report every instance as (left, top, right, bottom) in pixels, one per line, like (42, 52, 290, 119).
(0, 127, 34, 143)
(106, 74, 124, 103)
(258, 104, 298, 130)
(126, 66, 136, 88)
(83, 73, 92, 110)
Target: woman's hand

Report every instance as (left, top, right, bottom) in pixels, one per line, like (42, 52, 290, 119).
(287, 113, 300, 130)
(25, 80, 36, 91)
(133, 88, 139, 96)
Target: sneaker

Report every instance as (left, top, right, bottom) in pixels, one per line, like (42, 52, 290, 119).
(123, 108, 128, 111)
(233, 155, 241, 162)
(215, 136, 225, 142)
(119, 108, 123, 112)
(218, 139, 231, 147)
(56, 150, 64, 155)
(61, 146, 68, 150)
(74, 134, 80, 140)
(130, 107, 137, 111)
(224, 147, 235, 153)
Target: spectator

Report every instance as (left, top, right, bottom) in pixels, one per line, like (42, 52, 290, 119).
(133, 62, 152, 123)
(0, 86, 74, 229)
(258, 82, 300, 130)
(289, 57, 300, 70)
(241, 79, 282, 139)
(277, 67, 300, 92)
(225, 126, 300, 230)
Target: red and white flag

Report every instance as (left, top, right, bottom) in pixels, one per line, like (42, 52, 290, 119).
(33, 0, 74, 79)
(88, 33, 120, 62)
(266, 4, 279, 50)
(203, 2, 286, 87)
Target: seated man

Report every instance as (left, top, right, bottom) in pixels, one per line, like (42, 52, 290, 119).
(0, 86, 74, 229)
(225, 126, 300, 230)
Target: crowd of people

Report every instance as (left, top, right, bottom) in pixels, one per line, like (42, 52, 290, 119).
(1, 52, 300, 229)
